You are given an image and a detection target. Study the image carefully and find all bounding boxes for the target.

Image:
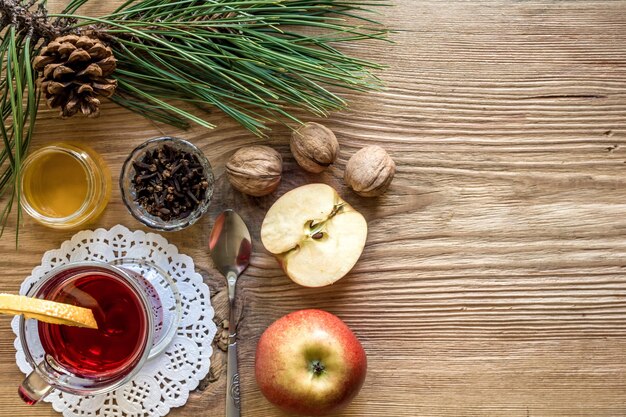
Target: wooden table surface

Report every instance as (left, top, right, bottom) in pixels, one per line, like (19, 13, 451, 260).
(2, 1, 626, 416)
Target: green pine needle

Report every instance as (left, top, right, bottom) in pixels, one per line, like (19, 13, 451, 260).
(0, 25, 37, 242)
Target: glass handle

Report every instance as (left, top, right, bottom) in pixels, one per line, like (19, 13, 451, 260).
(18, 366, 52, 405)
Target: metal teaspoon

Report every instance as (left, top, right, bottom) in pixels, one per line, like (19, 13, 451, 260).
(209, 209, 252, 417)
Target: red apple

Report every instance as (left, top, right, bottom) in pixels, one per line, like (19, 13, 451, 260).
(255, 309, 367, 416)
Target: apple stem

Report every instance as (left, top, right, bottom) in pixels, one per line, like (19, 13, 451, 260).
(329, 202, 345, 218)
(310, 360, 325, 376)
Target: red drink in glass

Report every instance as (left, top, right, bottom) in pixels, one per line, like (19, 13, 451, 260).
(37, 268, 150, 378)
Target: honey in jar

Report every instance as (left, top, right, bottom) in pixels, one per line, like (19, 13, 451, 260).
(20, 143, 111, 229)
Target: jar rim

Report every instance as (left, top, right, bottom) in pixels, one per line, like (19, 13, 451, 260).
(19, 144, 97, 225)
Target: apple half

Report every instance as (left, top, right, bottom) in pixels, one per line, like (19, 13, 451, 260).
(261, 183, 367, 287)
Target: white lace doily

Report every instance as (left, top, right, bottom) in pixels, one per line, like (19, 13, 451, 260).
(11, 224, 216, 417)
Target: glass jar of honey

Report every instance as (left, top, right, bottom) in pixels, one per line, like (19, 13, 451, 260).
(19, 143, 111, 229)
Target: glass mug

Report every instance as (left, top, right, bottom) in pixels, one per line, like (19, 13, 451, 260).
(17, 261, 180, 404)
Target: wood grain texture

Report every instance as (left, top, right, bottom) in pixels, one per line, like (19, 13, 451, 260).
(1, 0, 626, 416)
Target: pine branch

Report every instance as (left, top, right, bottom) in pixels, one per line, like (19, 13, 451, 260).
(54, 0, 390, 136)
(0, 0, 64, 42)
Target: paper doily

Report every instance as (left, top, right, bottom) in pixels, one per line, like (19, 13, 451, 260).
(11, 225, 217, 417)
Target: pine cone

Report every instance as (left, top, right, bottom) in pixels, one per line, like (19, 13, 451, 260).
(33, 34, 117, 118)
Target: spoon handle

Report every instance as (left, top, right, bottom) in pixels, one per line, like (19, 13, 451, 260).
(226, 272, 241, 417)
(226, 339, 240, 417)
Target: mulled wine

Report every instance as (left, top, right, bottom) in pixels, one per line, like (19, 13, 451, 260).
(37, 267, 150, 378)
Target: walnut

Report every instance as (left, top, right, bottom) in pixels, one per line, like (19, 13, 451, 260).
(344, 145, 395, 197)
(290, 122, 339, 173)
(226, 145, 282, 196)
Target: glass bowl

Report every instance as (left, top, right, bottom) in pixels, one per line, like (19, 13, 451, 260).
(120, 136, 214, 231)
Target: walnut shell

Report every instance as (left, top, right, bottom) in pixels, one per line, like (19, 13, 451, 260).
(290, 122, 339, 173)
(344, 145, 395, 197)
(226, 145, 282, 196)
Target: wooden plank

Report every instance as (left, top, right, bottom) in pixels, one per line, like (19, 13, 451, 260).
(1, 0, 626, 416)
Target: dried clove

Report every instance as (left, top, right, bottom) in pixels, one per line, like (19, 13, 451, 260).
(132, 144, 209, 221)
